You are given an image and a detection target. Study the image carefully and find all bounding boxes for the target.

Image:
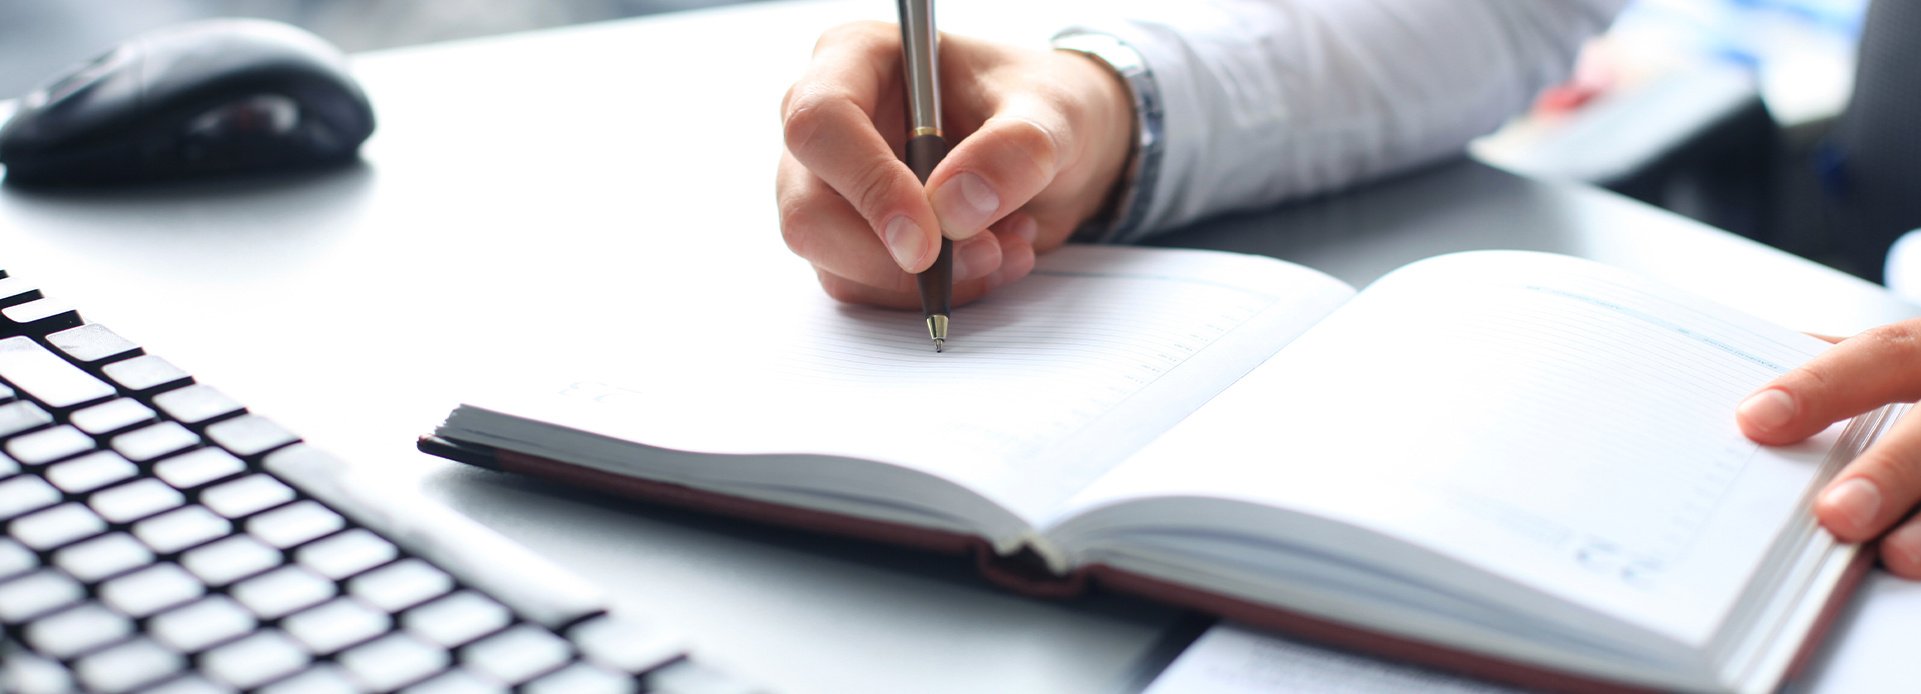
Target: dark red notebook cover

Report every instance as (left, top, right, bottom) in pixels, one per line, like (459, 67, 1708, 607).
(419, 435, 1872, 694)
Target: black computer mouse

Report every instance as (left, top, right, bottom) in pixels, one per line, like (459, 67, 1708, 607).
(0, 18, 375, 186)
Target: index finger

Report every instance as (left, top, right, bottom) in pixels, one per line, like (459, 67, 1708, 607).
(781, 23, 942, 273)
(1738, 321, 1921, 445)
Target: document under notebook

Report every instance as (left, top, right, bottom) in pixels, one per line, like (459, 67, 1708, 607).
(423, 246, 1895, 693)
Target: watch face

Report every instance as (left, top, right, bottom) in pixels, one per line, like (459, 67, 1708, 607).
(1054, 34, 1147, 74)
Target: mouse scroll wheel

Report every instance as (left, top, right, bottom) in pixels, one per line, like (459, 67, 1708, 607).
(185, 94, 301, 140)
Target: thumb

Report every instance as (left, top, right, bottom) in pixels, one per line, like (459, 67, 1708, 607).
(1738, 322, 1921, 445)
(925, 104, 1074, 240)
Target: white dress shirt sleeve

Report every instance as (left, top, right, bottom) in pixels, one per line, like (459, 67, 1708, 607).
(1061, 0, 1629, 242)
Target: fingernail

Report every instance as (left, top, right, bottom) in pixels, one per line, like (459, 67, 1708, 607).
(1888, 523, 1921, 569)
(1737, 389, 1796, 432)
(1010, 216, 1039, 244)
(983, 256, 1030, 292)
(953, 236, 997, 280)
(932, 173, 999, 238)
(1824, 477, 1883, 534)
(883, 216, 926, 271)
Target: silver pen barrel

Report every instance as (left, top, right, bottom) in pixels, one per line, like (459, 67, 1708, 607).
(896, 0, 941, 137)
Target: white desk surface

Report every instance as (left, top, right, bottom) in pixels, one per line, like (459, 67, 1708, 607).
(0, 2, 1914, 692)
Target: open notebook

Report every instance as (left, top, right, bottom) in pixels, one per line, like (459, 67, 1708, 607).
(422, 246, 1893, 693)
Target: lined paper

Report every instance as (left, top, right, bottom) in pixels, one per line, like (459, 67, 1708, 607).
(470, 246, 1354, 524)
(1065, 251, 1842, 644)
(1144, 622, 1522, 694)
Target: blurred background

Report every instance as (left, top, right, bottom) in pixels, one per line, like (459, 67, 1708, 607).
(0, 0, 769, 98)
(1, 0, 1911, 292)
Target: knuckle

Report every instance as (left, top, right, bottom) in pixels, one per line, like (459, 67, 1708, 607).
(816, 272, 862, 304)
(1856, 448, 1921, 496)
(1885, 543, 1921, 577)
(876, 270, 917, 295)
(850, 158, 905, 220)
(1793, 360, 1837, 397)
(778, 83, 798, 121)
(995, 116, 1063, 175)
(780, 89, 833, 153)
(776, 197, 817, 258)
(1861, 323, 1921, 359)
(817, 21, 894, 54)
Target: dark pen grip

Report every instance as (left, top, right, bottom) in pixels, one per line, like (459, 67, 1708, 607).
(907, 133, 952, 318)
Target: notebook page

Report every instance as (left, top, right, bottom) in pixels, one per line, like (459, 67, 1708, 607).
(461, 246, 1353, 526)
(1061, 251, 1843, 646)
(1143, 622, 1523, 694)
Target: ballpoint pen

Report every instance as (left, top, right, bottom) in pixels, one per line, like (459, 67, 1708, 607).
(897, 0, 951, 352)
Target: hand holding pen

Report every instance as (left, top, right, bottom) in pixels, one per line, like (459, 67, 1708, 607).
(774, 20, 1136, 314)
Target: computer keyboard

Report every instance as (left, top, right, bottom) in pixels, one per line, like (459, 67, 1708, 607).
(0, 271, 751, 693)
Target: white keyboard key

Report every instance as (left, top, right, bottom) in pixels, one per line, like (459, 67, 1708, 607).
(570, 616, 683, 674)
(201, 474, 295, 518)
(54, 532, 153, 582)
(340, 632, 449, 691)
(0, 474, 60, 519)
(643, 661, 750, 694)
(463, 625, 572, 684)
(152, 384, 244, 426)
(182, 535, 281, 586)
(150, 595, 256, 653)
(248, 500, 344, 549)
(47, 324, 139, 364)
(283, 597, 391, 654)
(202, 631, 310, 690)
(101, 564, 204, 617)
(0, 569, 84, 621)
(298, 528, 396, 580)
(25, 603, 133, 658)
(350, 558, 452, 612)
(526, 662, 636, 694)
(404, 591, 510, 648)
(5, 298, 79, 331)
(154, 446, 248, 489)
(0, 400, 53, 439)
(0, 537, 37, 579)
(102, 354, 190, 392)
(405, 669, 501, 694)
(2, 650, 77, 694)
(45, 451, 137, 493)
(71, 398, 156, 435)
(75, 638, 184, 693)
(143, 674, 233, 694)
(233, 565, 336, 619)
(111, 422, 200, 463)
(90, 478, 185, 523)
(134, 505, 233, 554)
(207, 414, 299, 458)
(13, 502, 106, 550)
(0, 335, 114, 408)
(258, 665, 360, 694)
(5, 425, 92, 465)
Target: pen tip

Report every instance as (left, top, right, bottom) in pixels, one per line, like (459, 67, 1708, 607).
(926, 314, 949, 353)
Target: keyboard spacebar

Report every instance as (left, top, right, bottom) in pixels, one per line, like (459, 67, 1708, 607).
(0, 336, 115, 408)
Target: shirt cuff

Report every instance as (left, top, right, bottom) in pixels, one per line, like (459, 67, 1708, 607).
(1051, 31, 1165, 245)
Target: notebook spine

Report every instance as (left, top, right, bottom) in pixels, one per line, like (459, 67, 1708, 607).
(419, 439, 1100, 600)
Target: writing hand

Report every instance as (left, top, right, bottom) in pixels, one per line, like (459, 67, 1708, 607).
(1737, 322, 1921, 577)
(777, 22, 1134, 308)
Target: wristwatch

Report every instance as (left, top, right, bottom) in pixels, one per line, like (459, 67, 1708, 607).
(1051, 32, 1164, 244)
